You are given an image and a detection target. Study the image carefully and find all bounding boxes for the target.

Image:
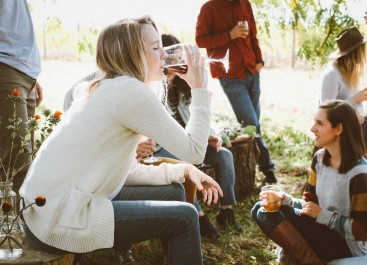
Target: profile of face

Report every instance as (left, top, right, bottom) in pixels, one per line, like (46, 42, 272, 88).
(141, 24, 166, 82)
(310, 108, 342, 148)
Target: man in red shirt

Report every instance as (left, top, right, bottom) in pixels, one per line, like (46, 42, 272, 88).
(196, 0, 277, 184)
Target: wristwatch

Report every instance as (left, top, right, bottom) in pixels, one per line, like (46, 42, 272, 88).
(257, 60, 265, 66)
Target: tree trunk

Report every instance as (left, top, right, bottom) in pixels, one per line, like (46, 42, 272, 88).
(229, 137, 259, 199)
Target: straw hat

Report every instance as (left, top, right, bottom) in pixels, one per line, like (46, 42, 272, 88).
(330, 26, 366, 59)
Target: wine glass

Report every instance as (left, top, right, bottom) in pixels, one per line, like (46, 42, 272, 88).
(164, 44, 230, 74)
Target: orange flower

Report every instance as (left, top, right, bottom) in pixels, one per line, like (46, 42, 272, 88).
(34, 114, 41, 120)
(11, 89, 21, 97)
(35, 195, 46, 207)
(53, 111, 62, 119)
(1, 201, 12, 213)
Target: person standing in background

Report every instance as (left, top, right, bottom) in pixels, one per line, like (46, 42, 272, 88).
(0, 0, 43, 193)
(195, 0, 277, 184)
(320, 26, 367, 145)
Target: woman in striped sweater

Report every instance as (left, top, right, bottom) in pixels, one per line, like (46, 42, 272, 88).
(252, 100, 367, 264)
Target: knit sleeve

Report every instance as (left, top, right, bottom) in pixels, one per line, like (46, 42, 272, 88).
(302, 154, 319, 204)
(124, 160, 186, 186)
(317, 172, 367, 241)
(349, 173, 367, 240)
(320, 67, 340, 104)
(112, 78, 212, 165)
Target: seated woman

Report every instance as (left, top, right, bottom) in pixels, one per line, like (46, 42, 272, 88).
(320, 26, 367, 144)
(252, 100, 367, 264)
(20, 16, 223, 265)
(137, 34, 242, 239)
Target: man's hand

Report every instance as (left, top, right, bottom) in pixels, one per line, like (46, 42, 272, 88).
(208, 134, 222, 153)
(255, 63, 264, 73)
(229, 24, 249, 39)
(136, 139, 156, 158)
(35, 81, 43, 107)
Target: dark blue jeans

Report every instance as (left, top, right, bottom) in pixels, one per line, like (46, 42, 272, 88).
(219, 74, 275, 173)
(155, 145, 237, 212)
(251, 201, 352, 261)
(25, 183, 203, 265)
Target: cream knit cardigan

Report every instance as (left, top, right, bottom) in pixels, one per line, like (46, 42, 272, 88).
(20, 76, 211, 253)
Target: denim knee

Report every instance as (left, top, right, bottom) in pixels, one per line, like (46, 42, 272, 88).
(251, 201, 262, 223)
(251, 202, 285, 236)
(167, 183, 186, 202)
(175, 202, 199, 227)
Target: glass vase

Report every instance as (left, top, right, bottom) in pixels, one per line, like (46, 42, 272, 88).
(0, 181, 23, 260)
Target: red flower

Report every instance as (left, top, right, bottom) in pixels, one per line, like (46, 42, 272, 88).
(53, 111, 62, 119)
(34, 114, 41, 120)
(11, 89, 21, 97)
(35, 195, 46, 207)
(2, 201, 12, 213)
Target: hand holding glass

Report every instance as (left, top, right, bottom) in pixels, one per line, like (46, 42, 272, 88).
(164, 44, 229, 74)
(260, 185, 281, 212)
(238, 20, 248, 29)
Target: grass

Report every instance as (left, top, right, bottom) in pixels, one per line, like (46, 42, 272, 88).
(38, 61, 321, 264)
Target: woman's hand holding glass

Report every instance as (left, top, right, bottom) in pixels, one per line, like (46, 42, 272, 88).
(164, 44, 208, 90)
(259, 185, 285, 212)
(185, 165, 223, 206)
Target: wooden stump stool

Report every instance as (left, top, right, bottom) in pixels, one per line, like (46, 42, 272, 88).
(0, 237, 75, 265)
(197, 137, 259, 200)
(229, 137, 259, 199)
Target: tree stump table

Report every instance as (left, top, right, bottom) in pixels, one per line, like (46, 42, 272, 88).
(229, 137, 259, 199)
(0, 237, 76, 265)
(199, 137, 259, 199)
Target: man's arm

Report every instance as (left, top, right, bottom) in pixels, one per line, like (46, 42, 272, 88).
(195, 4, 231, 49)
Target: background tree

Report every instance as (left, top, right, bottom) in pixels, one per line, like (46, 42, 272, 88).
(252, 0, 359, 66)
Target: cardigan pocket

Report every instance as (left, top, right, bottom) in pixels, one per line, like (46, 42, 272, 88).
(59, 187, 93, 229)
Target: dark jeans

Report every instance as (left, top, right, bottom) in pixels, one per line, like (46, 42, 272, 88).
(219, 74, 275, 173)
(251, 202, 352, 261)
(0, 62, 36, 193)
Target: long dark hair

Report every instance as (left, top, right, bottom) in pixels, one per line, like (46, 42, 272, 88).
(161, 34, 191, 101)
(320, 100, 366, 173)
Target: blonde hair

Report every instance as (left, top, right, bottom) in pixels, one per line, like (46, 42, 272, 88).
(335, 43, 366, 89)
(95, 16, 158, 84)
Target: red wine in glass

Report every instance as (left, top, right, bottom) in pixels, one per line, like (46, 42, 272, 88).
(164, 64, 188, 74)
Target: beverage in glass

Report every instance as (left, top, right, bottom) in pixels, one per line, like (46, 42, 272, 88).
(260, 185, 281, 212)
(163, 44, 230, 74)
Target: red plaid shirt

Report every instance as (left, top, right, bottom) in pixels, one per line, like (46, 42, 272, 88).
(196, 0, 263, 79)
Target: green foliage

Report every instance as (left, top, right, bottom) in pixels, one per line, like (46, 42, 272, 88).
(77, 27, 98, 57)
(263, 126, 314, 172)
(252, 0, 359, 66)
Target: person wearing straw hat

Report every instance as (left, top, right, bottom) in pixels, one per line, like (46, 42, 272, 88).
(320, 26, 367, 144)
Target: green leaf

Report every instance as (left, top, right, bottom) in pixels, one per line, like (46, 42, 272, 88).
(221, 134, 232, 148)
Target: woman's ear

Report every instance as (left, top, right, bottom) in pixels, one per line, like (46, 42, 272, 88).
(336, 123, 343, 136)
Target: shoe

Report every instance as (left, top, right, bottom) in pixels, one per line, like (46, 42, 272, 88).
(115, 246, 140, 265)
(199, 214, 222, 239)
(216, 208, 243, 232)
(264, 169, 277, 184)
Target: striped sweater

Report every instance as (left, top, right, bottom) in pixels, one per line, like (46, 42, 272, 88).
(284, 149, 367, 256)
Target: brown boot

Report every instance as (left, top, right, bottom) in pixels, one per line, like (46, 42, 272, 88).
(269, 219, 325, 265)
